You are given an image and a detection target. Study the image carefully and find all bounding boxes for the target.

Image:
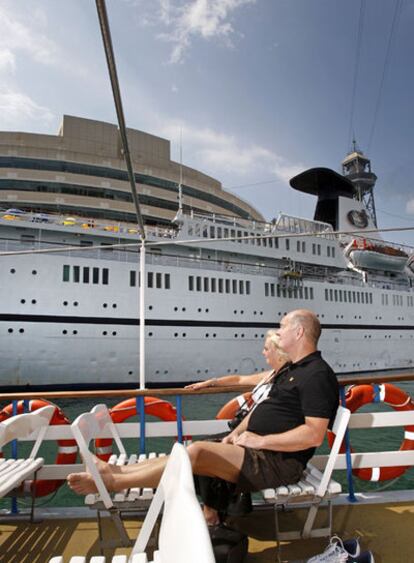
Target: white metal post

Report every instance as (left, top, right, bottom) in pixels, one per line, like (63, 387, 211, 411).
(139, 239, 146, 389)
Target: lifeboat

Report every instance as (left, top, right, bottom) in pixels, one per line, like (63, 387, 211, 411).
(345, 239, 408, 272)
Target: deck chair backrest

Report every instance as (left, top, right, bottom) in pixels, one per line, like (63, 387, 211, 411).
(315, 405, 350, 498)
(132, 443, 215, 563)
(0, 405, 54, 457)
(71, 404, 125, 509)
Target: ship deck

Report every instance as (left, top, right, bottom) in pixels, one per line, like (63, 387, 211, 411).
(1, 492, 413, 562)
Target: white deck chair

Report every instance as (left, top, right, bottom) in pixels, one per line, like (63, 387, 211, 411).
(261, 405, 350, 555)
(0, 405, 55, 520)
(49, 443, 215, 563)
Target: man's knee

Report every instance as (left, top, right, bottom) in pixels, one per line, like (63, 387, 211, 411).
(186, 441, 207, 469)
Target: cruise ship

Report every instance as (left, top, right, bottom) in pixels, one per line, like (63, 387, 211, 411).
(0, 117, 413, 389)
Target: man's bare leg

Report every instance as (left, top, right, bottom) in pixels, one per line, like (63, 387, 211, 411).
(68, 441, 245, 496)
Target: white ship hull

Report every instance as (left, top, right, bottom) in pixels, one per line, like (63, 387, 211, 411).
(0, 210, 413, 388)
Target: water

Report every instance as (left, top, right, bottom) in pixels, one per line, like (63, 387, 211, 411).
(1, 384, 414, 512)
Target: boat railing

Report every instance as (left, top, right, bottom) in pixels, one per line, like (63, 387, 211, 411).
(1, 370, 414, 510)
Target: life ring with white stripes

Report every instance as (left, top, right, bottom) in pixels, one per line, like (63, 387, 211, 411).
(95, 397, 181, 461)
(328, 383, 414, 481)
(0, 399, 78, 496)
(216, 392, 253, 420)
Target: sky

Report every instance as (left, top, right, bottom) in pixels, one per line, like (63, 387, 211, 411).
(0, 0, 413, 246)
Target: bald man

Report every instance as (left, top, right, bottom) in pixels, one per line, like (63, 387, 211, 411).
(68, 309, 339, 522)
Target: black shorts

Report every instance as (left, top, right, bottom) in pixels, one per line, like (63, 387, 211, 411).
(236, 448, 304, 493)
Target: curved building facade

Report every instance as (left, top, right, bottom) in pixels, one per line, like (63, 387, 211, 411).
(0, 115, 263, 226)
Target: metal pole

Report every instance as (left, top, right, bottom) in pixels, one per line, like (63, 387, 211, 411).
(139, 240, 146, 389)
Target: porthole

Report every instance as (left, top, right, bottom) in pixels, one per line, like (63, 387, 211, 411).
(205, 308, 209, 313)
(164, 370, 168, 374)
(213, 333, 216, 338)
(10, 269, 15, 274)
(32, 270, 37, 275)
(149, 305, 153, 310)
(73, 330, 78, 335)
(63, 301, 68, 306)
(62, 330, 67, 335)
(260, 312, 263, 315)
(234, 310, 237, 314)
(174, 307, 178, 311)
(19, 328, 24, 333)
(174, 333, 178, 337)
(112, 304, 117, 309)
(103, 331, 107, 336)
(182, 333, 186, 337)
(206, 333, 209, 338)
(149, 332, 153, 337)
(112, 331, 117, 336)
(241, 310, 244, 314)
(128, 371, 133, 375)
(8, 328, 13, 333)
(73, 301, 79, 307)
(197, 370, 201, 374)
(31, 299, 36, 304)
(205, 370, 209, 374)
(182, 307, 186, 312)
(20, 299, 26, 304)
(103, 303, 108, 308)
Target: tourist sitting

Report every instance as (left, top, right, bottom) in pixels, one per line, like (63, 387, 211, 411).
(67, 309, 339, 533)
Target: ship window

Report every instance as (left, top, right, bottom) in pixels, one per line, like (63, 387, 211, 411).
(344, 291, 347, 303)
(334, 290, 338, 301)
(231, 229, 236, 239)
(299, 286, 304, 299)
(188, 224, 193, 236)
(325, 289, 329, 301)
(237, 230, 242, 242)
(277, 285, 281, 297)
(292, 287, 298, 298)
(246, 281, 251, 295)
(210, 226, 215, 238)
(310, 287, 314, 299)
(352, 291, 356, 303)
(73, 266, 80, 283)
(327, 247, 331, 257)
(218, 278, 223, 293)
(348, 291, 352, 302)
(202, 225, 208, 238)
(196, 276, 201, 291)
(239, 280, 243, 294)
(164, 274, 170, 289)
(304, 287, 308, 299)
(282, 288, 287, 298)
(156, 273, 162, 289)
(188, 276, 194, 291)
(225, 279, 230, 293)
(317, 244, 321, 255)
(302, 242, 305, 252)
(265, 283, 269, 297)
(232, 279, 237, 293)
(339, 290, 343, 301)
(83, 267, 90, 283)
(329, 289, 333, 301)
(195, 224, 200, 236)
(270, 283, 275, 297)
(63, 265, 70, 282)
(361, 293, 365, 304)
(204, 277, 209, 292)
(269, 238, 273, 248)
(274, 237, 279, 249)
(257, 236, 261, 246)
(332, 247, 335, 258)
(263, 237, 267, 247)
(224, 228, 229, 239)
(250, 232, 255, 245)
(92, 267, 99, 284)
(297, 241, 301, 252)
(147, 272, 153, 288)
(312, 243, 316, 255)
(357, 292, 360, 303)
(211, 278, 216, 293)
(244, 231, 249, 244)
(285, 239, 290, 250)
(130, 271, 136, 287)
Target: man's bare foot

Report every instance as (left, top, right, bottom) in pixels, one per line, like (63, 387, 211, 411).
(67, 459, 116, 495)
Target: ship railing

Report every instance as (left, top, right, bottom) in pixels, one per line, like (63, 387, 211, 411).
(274, 213, 335, 239)
(339, 233, 413, 257)
(1, 371, 414, 513)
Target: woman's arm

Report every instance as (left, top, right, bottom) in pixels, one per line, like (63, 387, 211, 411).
(185, 370, 270, 390)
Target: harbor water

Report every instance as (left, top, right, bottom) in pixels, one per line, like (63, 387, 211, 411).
(1, 380, 414, 512)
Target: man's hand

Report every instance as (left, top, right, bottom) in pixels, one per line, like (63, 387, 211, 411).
(234, 431, 264, 449)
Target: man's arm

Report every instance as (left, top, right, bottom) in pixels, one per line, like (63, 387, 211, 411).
(221, 410, 253, 444)
(234, 416, 329, 451)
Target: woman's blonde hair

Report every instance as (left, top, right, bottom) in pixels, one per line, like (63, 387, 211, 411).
(265, 329, 289, 360)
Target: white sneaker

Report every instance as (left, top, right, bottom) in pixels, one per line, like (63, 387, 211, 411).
(307, 536, 350, 562)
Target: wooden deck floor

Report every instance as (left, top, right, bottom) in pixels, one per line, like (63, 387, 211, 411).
(0, 499, 413, 562)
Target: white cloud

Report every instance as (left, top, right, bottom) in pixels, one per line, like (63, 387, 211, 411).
(156, 0, 256, 63)
(0, 49, 16, 74)
(406, 199, 414, 215)
(159, 119, 303, 185)
(0, 88, 54, 127)
(0, 5, 58, 66)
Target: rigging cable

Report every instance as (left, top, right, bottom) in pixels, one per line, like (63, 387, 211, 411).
(366, 0, 404, 153)
(347, 0, 366, 152)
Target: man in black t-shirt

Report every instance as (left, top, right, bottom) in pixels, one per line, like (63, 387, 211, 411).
(68, 309, 339, 517)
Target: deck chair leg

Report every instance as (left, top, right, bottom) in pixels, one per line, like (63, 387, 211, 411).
(97, 509, 104, 555)
(274, 505, 282, 563)
(302, 503, 319, 539)
(109, 508, 131, 547)
(30, 469, 40, 523)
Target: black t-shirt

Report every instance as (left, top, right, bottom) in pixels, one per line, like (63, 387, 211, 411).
(247, 351, 339, 465)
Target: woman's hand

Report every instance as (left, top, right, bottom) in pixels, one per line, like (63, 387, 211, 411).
(184, 379, 215, 390)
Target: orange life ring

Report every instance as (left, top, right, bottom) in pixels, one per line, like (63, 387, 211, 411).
(95, 397, 182, 460)
(216, 392, 253, 420)
(0, 399, 78, 496)
(328, 384, 414, 481)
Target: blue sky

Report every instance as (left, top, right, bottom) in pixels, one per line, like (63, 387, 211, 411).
(0, 0, 413, 246)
